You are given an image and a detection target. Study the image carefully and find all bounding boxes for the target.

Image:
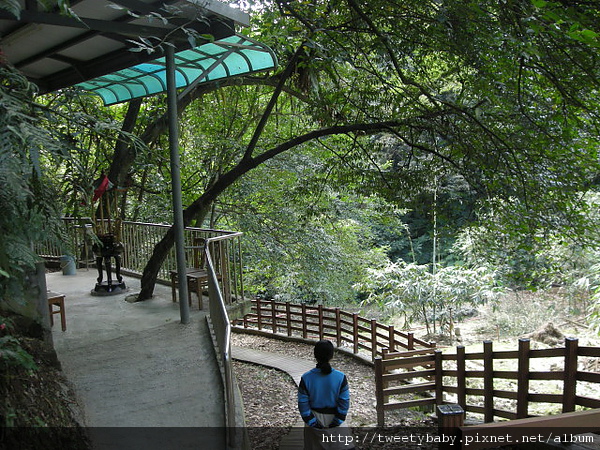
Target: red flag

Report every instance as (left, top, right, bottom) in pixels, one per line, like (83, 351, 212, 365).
(92, 174, 113, 202)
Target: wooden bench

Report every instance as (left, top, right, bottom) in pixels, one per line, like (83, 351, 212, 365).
(170, 238, 224, 310)
(170, 268, 208, 310)
(47, 291, 66, 331)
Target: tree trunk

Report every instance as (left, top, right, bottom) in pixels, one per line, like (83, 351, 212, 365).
(107, 98, 142, 188)
(137, 198, 212, 300)
(135, 119, 409, 300)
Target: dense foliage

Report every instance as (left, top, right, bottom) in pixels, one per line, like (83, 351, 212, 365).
(2, 0, 600, 332)
(0, 67, 68, 302)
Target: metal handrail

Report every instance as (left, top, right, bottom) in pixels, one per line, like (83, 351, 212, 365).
(205, 237, 237, 448)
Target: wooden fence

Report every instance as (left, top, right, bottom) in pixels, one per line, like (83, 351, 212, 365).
(460, 408, 600, 450)
(233, 298, 436, 360)
(375, 337, 600, 427)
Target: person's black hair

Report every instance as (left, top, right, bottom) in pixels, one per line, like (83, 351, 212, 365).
(314, 340, 334, 374)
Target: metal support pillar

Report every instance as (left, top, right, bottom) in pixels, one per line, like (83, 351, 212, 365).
(166, 45, 190, 324)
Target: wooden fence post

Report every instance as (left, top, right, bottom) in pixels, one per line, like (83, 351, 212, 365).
(257, 297, 262, 330)
(371, 319, 378, 360)
(408, 332, 414, 350)
(353, 313, 359, 355)
(374, 356, 385, 427)
(435, 349, 444, 405)
(271, 300, 277, 333)
(563, 337, 578, 413)
(457, 345, 466, 408)
(301, 303, 307, 339)
(286, 302, 292, 337)
(382, 348, 389, 404)
(388, 325, 395, 353)
(483, 340, 494, 423)
(517, 338, 530, 419)
(335, 308, 341, 347)
(335, 308, 342, 347)
(318, 304, 324, 340)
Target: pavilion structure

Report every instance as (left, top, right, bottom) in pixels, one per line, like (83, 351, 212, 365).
(0, 0, 277, 324)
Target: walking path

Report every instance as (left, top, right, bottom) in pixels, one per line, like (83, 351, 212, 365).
(47, 270, 226, 449)
(231, 346, 312, 450)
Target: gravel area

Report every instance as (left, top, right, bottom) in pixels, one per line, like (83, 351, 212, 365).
(231, 332, 437, 449)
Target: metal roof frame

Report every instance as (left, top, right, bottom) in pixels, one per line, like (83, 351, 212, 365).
(0, 0, 250, 92)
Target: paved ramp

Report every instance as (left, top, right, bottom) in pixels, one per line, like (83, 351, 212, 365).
(47, 270, 226, 449)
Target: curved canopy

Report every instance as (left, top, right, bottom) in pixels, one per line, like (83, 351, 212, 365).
(0, 0, 251, 93)
(76, 34, 277, 106)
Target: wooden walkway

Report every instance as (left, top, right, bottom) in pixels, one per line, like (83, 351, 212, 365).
(231, 346, 313, 450)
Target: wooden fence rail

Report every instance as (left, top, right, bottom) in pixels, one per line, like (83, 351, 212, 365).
(459, 408, 600, 450)
(233, 298, 436, 360)
(375, 337, 600, 427)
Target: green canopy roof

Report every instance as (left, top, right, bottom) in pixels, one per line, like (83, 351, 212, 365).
(77, 34, 277, 105)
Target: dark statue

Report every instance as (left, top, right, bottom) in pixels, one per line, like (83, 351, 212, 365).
(91, 233, 126, 295)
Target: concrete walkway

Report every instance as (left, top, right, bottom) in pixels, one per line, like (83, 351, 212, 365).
(46, 269, 226, 449)
(231, 345, 313, 450)
(231, 346, 312, 385)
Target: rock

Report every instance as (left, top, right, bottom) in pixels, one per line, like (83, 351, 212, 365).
(523, 322, 565, 346)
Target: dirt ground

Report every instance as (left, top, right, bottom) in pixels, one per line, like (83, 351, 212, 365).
(0, 313, 89, 450)
(232, 290, 600, 449)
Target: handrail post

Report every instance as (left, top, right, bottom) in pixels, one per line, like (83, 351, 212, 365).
(563, 337, 578, 413)
(301, 303, 307, 339)
(352, 313, 359, 355)
(483, 340, 494, 422)
(271, 299, 277, 333)
(257, 297, 262, 331)
(435, 349, 444, 405)
(318, 304, 324, 340)
(335, 308, 341, 347)
(516, 338, 530, 419)
(388, 325, 395, 353)
(374, 356, 385, 427)
(457, 345, 466, 409)
(371, 319, 378, 360)
(286, 302, 292, 337)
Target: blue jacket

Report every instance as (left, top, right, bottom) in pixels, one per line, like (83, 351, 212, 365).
(298, 367, 350, 427)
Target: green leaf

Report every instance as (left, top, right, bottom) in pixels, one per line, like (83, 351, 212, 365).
(0, 0, 21, 18)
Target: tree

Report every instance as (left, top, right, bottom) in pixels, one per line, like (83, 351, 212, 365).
(355, 261, 500, 334)
(0, 66, 73, 307)
(48, 0, 599, 300)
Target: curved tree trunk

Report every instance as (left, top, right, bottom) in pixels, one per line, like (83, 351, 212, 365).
(108, 98, 143, 189)
(136, 173, 239, 299)
(135, 118, 412, 300)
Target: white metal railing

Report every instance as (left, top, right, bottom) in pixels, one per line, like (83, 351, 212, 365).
(205, 237, 238, 448)
(36, 218, 244, 303)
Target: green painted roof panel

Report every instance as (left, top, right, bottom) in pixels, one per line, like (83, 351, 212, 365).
(76, 34, 277, 105)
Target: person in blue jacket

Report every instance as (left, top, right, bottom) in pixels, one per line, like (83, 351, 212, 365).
(298, 340, 355, 450)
